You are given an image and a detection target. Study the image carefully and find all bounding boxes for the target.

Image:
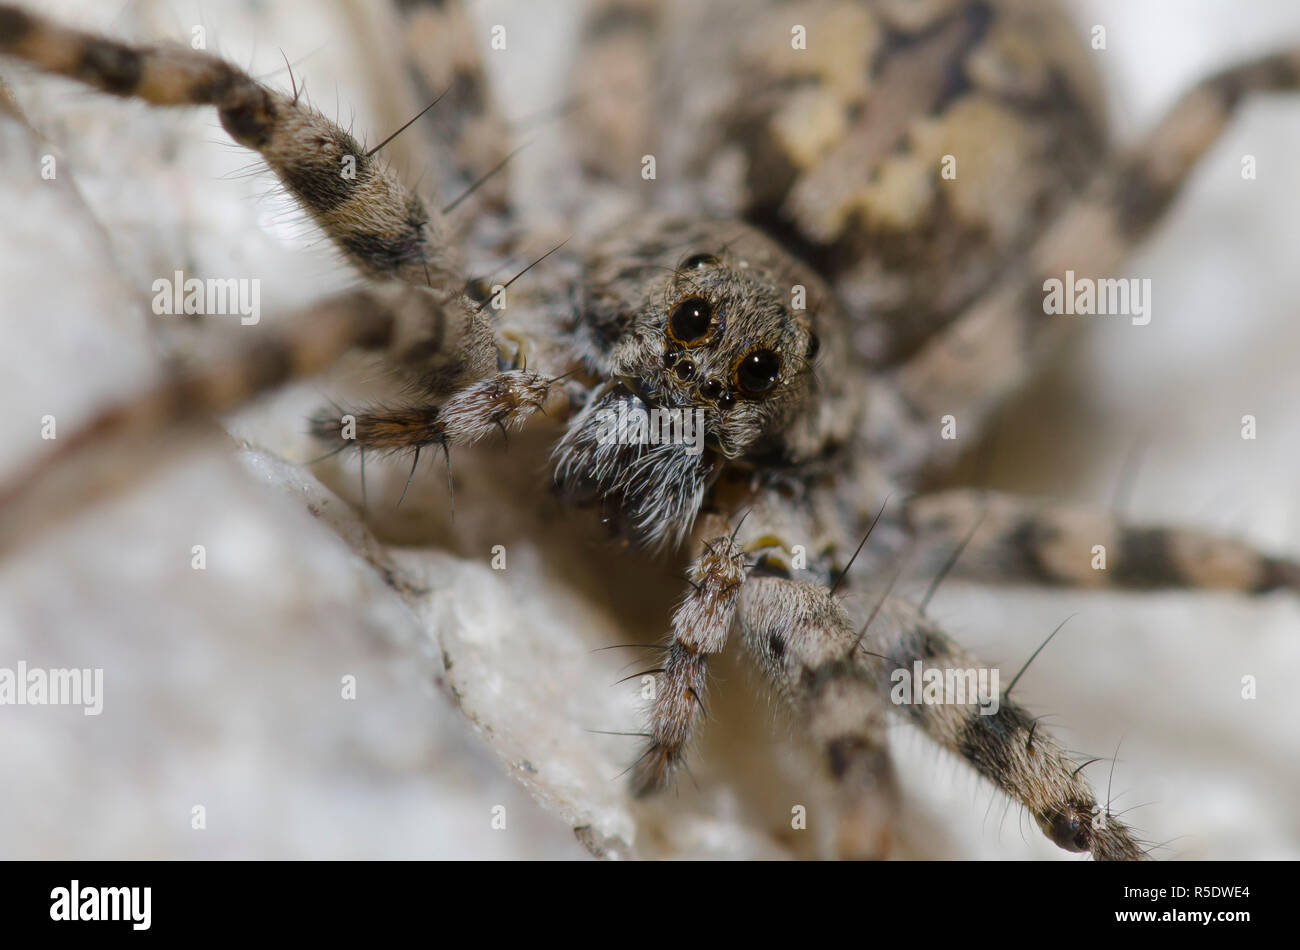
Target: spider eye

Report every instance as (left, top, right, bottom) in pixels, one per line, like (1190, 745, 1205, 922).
(667, 297, 713, 346)
(806, 331, 820, 360)
(734, 348, 781, 396)
(681, 252, 719, 271)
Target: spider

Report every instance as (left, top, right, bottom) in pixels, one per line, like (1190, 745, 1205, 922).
(1, 0, 1298, 860)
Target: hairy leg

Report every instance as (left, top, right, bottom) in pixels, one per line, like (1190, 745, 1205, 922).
(907, 490, 1300, 593)
(628, 508, 903, 859)
(0, 282, 506, 557)
(688, 483, 1145, 860)
(737, 576, 900, 859)
(0, 5, 551, 541)
(629, 526, 748, 796)
(893, 50, 1300, 470)
(0, 4, 459, 287)
(308, 369, 558, 456)
(859, 595, 1145, 860)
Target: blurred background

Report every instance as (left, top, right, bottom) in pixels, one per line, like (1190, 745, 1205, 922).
(0, 0, 1297, 859)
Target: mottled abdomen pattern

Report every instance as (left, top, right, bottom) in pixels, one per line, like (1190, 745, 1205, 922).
(574, 0, 1107, 362)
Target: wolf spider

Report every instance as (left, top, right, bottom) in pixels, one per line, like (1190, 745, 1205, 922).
(2, 0, 1298, 860)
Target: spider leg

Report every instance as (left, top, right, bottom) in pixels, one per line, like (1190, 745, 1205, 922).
(629, 528, 747, 797)
(891, 49, 1300, 467)
(0, 4, 459, 287)
(857, 595, 1146, 861)
(907, 490, 1300, 593)
(703, 498, 1144, 861)
(0, 282, 503, 557)
(737, 576, 900, 860)
(308, 368, 559, 455)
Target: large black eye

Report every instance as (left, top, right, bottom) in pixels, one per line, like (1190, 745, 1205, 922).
(734, 348, 782, 396)
(681, 252, 719, 271)
(806, 331, 820, 360)
(667, 297, 713, 346)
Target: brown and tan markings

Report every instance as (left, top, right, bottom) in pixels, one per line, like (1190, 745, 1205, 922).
(2, 0, 1298, 860)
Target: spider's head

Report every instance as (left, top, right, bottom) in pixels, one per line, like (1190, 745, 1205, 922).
(554, 216, 849, 551)
(605, 249, 821, 459)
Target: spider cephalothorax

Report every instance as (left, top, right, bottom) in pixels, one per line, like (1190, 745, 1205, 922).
(555, 215, 849, 549)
